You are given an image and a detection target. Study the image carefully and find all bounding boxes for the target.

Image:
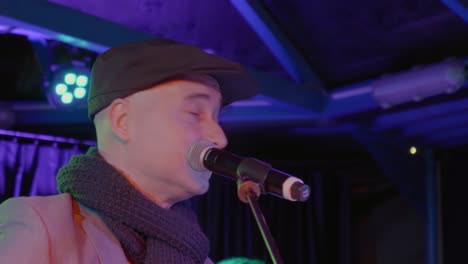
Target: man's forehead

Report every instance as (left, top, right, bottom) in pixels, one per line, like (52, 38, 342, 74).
(182, 91, 223, 114)
(183, 92, 222, 104)
(171, 75, 223, 105)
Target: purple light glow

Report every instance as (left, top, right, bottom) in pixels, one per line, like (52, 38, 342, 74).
(0, 128, 95, 146)
(0, 23, 51, 42)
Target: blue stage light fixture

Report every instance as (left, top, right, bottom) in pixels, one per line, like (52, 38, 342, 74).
(46, 62, 90, 109)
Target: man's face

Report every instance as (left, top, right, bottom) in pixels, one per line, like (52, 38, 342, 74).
(124, 78, 227, 204)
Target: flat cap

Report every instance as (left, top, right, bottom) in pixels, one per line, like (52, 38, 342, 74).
(88, 38, 259, 119)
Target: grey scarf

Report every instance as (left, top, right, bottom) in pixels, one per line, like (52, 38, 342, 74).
(56, 147, 209, 264)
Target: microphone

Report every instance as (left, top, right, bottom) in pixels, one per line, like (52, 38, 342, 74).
(187, 140, 311, 202)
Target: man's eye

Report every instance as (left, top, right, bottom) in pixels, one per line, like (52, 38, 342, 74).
(189, 112, 201, 118)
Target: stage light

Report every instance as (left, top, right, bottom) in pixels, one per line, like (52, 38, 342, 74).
(46, 62, 90, 109)
(61, 92, 73, 104)
(64, 73, 76, 85)
(76, 75, 89, 87)
(54, 84, 67, 95)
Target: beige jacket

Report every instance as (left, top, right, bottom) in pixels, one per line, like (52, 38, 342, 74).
(0, 193, 213, 264)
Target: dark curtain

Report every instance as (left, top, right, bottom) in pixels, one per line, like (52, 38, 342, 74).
(0, 136, 85, 202)
(193, 165, 342, 264)
(0, 134, 340, 264)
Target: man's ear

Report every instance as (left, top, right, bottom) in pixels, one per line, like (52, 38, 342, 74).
(107, 98, 130, 142)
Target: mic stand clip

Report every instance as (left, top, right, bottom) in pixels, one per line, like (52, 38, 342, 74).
(236, 177, 284, 264)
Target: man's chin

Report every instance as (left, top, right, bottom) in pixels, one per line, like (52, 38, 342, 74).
(180, 170, 211, 197)
(194, 179, 211, 195)
(192, 174, 212, 195)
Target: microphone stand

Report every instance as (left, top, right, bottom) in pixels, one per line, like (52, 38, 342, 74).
(237, 178, 284, 264)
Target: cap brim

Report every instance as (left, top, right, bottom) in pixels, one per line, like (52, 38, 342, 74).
(197, 70, 259, 106)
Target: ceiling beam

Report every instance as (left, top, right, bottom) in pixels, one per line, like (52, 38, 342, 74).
(324, 81, 379, 117)
(0, 0, 152, 52)
(372, 97, 468, 131)
(441, 0, 468, 23)
(425, 127, 468, 144)
(402, 110, 468, 137)
(432, 134, 468, 147)
(246, 68, 328, 112)
(230, 0, 323, 87)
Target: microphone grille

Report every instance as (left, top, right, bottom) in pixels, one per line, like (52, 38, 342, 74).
(187, 140, 215, 171)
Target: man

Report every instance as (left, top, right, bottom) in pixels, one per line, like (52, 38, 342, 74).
(0, 38, 259, 263)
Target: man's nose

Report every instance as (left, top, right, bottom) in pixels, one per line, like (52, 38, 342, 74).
(204, 120, 228, 149)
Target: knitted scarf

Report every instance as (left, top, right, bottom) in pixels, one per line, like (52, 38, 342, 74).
(56, 147, 209, 264)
